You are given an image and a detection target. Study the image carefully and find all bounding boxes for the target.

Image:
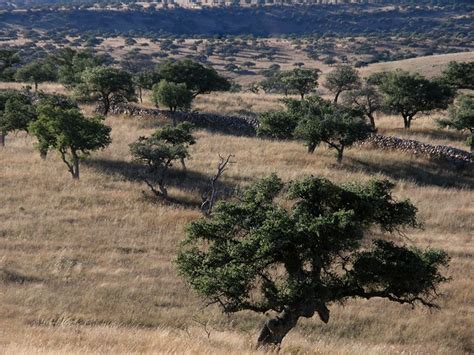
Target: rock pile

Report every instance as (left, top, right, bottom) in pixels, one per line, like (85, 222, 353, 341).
(107, 103, 258, 136)
(360, 134, 474, 167)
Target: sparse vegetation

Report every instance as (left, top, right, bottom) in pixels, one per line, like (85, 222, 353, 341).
(0, 3, 473, 354)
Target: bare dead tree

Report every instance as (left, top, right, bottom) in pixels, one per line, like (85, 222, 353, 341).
(201, 154, 235, 216)
(193, 318, 212, 339)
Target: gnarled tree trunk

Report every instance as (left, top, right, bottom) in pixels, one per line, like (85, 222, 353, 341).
(367, 113, 376, 131)
(0, 132, 5, 147)
(72, 157, 80, 179)
(403, 115, 412, 129)
(257, 304, 329, 349)
(336, 146, 344, 164)
(257, 310, 299, 348)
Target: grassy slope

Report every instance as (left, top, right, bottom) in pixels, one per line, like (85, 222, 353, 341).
(0, 85, 473, 353)
(360, 51, 474, 79)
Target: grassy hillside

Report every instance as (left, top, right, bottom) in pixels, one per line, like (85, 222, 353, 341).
(361, 52, 474, 79)
(0, 84, 473, 353)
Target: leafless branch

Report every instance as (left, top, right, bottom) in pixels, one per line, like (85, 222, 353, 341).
(201, 154, 235, 215)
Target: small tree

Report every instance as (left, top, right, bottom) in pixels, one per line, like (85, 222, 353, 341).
(442, 61, 474, 91)
(343, 80, 382, 130)
(379, 70, 454, 129)
(280, 68, 320, 100)
(260, 75, 288, 95)
(295, 100, 371, 163)
(15, 60, 57, 91)
(152, 80, 193, 121)
(438, 95, 474, 151)
(0, 49, 20, 81)
(53, 48, 105, 88)
(0, 90, 36, 146)
(134, 70, 160, 103)
(156, 59, 231, 98)
(79, 66, 136, 115)
(29, 105, 111, 179)
(324, 64, 360, 103)
(177, 174, 449, 348)
(129, 123, 195, 198)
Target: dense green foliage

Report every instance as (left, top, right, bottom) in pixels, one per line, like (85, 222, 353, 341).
(442, 61, 474, 91)
(156, 59, 231, 98)
(294, 98, 371, 162)
(78, 66, 136, 115)
(29, 105, 111, 178)
(0, 49, 20, 81)
(0, 90, 36, 146)
(258, 96, 371, 162)
(177, 174, 449, 347)
(130, 122, 195, 198)
(438, 95, 474, 151)
(152, 80, 193, 115)
(379, 70, 454, 129)
(134, 70, 161, 103)
(280, 68, 320, 99)
(324, 64, 360, 103)
(257, 111, 298, 140)
(52, 48, 105, 87)
(14, 60, 57, 91)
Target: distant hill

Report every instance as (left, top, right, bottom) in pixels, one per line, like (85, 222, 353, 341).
(1, 0, 473, 8)
(0, 3, 473, 37)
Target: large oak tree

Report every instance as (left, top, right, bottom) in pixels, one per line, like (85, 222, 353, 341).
(177, 175, 449, 348)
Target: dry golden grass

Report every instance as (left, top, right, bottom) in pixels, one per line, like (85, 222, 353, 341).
(1, 95, 473, 354)
(360, 52, 474, 79)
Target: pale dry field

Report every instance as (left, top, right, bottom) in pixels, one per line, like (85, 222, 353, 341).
(1, 84, 473, 354)
(360, 52, 474, 79)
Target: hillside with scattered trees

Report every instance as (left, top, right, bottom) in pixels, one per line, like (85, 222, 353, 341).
(0, 2, 473, 354)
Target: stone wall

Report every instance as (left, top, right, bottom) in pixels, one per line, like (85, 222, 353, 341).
(359, 134, 474, 167)
(107, 103, 258, 136)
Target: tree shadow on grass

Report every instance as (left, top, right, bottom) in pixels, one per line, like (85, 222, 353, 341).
(342, 157, 474, 189)
(84, 158, 239, 208)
